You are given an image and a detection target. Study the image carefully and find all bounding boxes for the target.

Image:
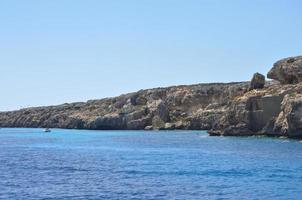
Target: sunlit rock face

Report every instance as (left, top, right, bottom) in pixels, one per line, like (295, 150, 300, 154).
(209, 55, 302, 138)
(268, 56, 302, 84)
(0, 82, 250, 131)
(273, 94, 302, 138)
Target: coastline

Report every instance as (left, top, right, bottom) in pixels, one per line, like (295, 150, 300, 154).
(1, 56, 302, 138)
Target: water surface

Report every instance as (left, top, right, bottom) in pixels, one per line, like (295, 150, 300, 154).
(0, 128, 302, 200)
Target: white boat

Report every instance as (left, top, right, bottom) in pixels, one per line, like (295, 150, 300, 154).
(44, 128, 51, 133)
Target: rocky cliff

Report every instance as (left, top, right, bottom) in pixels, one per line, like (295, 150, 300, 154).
(209, 56, 302, 138)
(0, 82, 249, 130)
(1, 55, 302, 138)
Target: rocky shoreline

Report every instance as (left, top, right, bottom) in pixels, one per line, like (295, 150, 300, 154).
(1, 56, 302, 138)
(0, 82, 250, 131)
(209, 56, 302, 138)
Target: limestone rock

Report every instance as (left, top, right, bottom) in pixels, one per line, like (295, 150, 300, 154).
(127, 117, 150, 130)
(90, 113, 125, 130)
(151, 115, 165, 130)
(0, 81, 250, 131)
(164, 123, 175, 130)
(209, 81, 302, 138)
(250, 72, 265, 90)
(144, 125, 153, 130)
(273, 94, 302, 137)
(267, 56, 302, 84)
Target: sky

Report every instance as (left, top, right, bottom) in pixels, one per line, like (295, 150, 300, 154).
(0, 0, 302, 111)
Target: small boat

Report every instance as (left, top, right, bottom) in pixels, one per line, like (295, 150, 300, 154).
(44, 128, 51, 133)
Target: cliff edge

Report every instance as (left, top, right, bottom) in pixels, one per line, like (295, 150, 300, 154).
(0, 82, 249, 130)
(1, 55, 302, 138)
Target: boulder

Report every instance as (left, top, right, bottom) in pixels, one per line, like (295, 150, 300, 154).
(249, 72, 265, 90)
(223, 123, 254, 136)
(164, 123, 175, 130)
(174, 121, 187, 129)
(144, 125, 153, 130)
(267, 56, 302, 84)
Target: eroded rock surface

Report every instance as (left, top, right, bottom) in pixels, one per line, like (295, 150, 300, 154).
(273, 94, 302, 138)
(0, 82, 249, 131)
(268, 56, 302, 84)
(209, 76, 302, 138)
(208, 56, 302, 138)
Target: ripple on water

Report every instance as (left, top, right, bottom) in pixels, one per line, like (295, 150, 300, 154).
(0, 128, 302, 200)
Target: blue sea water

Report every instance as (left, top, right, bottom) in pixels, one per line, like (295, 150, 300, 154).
(0, 129, 302, 200)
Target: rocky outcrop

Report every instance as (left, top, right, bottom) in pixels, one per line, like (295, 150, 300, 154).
(0, 82, 250, 131)
(209, 83, 287, 136)
(268, 56, 302, 84)
(210, 55, 302, 138)
(250, 73, 265, 90)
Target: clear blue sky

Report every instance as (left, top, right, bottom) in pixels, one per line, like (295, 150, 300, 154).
(0, 0, 301, 111)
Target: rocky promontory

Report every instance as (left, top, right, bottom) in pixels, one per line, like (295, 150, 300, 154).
(209, 56, 302, 138)
(1, 55, 302, 138)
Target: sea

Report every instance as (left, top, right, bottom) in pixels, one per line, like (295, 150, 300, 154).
(0, 128, 302, 200)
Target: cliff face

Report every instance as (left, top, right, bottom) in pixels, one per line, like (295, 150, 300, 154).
(209, 56, 302, 138)
(0, 82, 249, 130)
(209, 82, 300, 136)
